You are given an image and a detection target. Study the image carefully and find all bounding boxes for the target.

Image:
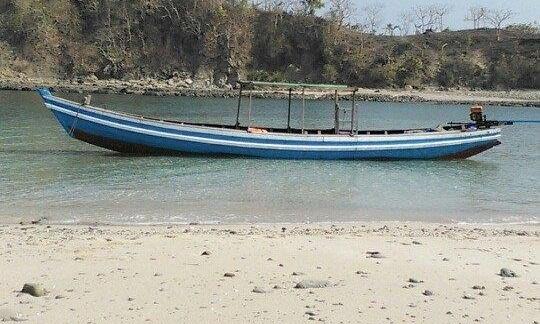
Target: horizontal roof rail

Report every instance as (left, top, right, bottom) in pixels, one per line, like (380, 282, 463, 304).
(238, 80, 350, 89)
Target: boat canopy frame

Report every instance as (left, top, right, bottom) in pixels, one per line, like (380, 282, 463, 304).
(234, 80, 359, 135)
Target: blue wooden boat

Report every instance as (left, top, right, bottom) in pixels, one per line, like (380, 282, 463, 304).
(37, 83, 506, 160)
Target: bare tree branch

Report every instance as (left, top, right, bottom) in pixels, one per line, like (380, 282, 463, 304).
(465, 6, 487, 29)
(362, 3, 384, 34)
(398, 11, 414, 36)
(326, 0, 355, 28)
(486, 8, 513, 40)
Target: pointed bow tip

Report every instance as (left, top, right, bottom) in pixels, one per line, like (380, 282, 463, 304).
(36, 87, 52, 98)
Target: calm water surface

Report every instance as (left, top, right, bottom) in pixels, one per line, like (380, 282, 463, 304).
(1, 90, 538, 224)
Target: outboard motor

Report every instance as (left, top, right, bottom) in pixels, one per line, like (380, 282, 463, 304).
(469, 105, 513, 128)
(469, 105, 485, 124)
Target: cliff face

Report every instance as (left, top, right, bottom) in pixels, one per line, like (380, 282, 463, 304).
(0, 0, 539, 89)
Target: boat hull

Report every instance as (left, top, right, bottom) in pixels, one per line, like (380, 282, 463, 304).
(39, 89, 502, 160)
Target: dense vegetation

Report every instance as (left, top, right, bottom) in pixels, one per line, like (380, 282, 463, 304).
(0, 0, 539, 89)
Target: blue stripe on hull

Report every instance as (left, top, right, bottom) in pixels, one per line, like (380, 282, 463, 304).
(45, 96, 495, 147)
(51, 109, 499, 160)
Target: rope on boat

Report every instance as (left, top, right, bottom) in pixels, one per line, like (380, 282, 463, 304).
(68, 106, 81, 137)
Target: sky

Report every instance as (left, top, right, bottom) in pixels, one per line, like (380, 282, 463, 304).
(338, 0, 540, 31)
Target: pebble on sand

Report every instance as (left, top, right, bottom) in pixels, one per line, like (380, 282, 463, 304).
(294, 280, 332, 289)
(499, 268, 518, 278)
(366, 251, 385, 259)
(252, 287, 267, 294)
(408, 278, 423, 284)
(21, 283, 47, 297)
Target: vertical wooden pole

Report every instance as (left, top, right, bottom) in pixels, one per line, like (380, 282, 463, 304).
(301, 88, 305, 134)
(235, 83, 243, 128)
(350, 89, 356, 135)
(287, 88, 292, 132)
(247, 90, 252, 128)
(334, 90, 339, 134)
(354, 90, 359, 135)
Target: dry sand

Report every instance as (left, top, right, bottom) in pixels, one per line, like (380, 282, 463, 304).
(0, 222, 538, 323)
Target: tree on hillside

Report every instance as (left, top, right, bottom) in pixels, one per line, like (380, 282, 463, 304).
(411, 4, 450, 33)
(298, 0, 324, 15)
(412, 5, 437, 33)
(326, 0, 355, 28)
(433, 4, 451, 31)
(362, 3, 384, 34)
(384, 23, 399, 36)
(465, 6, 487, 29)
(257, 0, 287, 11)
(398, 11, 414, 35)
(486, 8, 513, 41)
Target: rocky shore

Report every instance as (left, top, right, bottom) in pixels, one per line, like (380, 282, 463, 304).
(1, 74, 539, 107)
(0, 221, 538, 323)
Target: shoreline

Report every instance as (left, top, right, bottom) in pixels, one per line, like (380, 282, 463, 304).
(1, 221, 538, 323)
(1, 76, 540, 107)
(5, 220, 540, 236)
(12, 218, 540, 228)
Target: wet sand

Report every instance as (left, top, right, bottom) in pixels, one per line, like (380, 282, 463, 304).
(0, 222, 538, 323)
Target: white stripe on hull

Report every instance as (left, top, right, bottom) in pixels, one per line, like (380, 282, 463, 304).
(47, 103, 501, 152)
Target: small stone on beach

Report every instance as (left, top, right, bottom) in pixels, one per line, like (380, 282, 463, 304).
(499, 268, 518, 277)
(21, 283, 47, 297)
(367, 252, 385, 259)
(294, 280, 332, 289)
(252, 287, 267, 294)
(408, 278, 423, 284)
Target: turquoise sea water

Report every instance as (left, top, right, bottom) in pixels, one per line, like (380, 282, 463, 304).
(1, 90, 539, 224)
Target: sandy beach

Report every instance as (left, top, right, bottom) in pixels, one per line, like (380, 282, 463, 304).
(0, 222, 538, 323)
